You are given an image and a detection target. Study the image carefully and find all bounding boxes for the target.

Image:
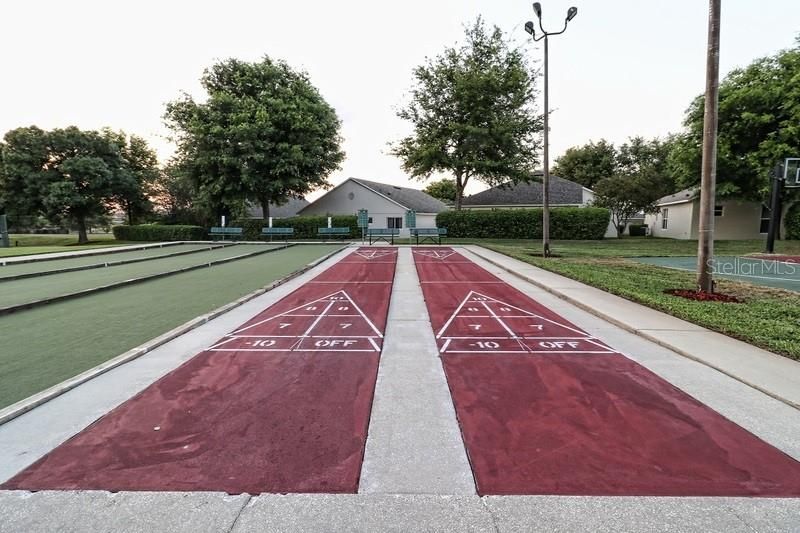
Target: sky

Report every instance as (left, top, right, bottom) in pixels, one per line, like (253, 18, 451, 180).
(1, 0, 798, 198)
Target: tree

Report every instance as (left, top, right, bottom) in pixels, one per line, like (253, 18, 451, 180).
(592, 174, 663, 237)
(669, 37, 800, 200)
(103, 130, 160, 225)
(423, 179, 457, 203)
(552, 139, 616, 189)
(0, 126, 130, 244)
(165, 56, 345, 219)
(392, 17, 542, 209)
(578, 136, 676, 237)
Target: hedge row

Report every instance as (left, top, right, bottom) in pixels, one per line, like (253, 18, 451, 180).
(786, 202, 800, 240)
(436, 207, 610, 240)
(231, 216, 359, 240)
(112, 224, 206, 241)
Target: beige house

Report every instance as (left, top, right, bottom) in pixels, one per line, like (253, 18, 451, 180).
(298, 178, 448, 236)
(645, 187, 780, 240)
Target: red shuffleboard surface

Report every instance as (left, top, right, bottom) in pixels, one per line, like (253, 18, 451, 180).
(1, 248, 396, 495)
(413, 248, 800, 496)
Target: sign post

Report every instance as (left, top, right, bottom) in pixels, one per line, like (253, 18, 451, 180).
(357, 209, 369, 244)
(0, 215, 9, 248)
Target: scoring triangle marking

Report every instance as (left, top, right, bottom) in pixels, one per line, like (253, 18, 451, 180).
(233, 289, 382, 337)
(413, 249, 457, 260)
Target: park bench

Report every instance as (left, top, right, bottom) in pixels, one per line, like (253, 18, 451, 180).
(317, 227, 351, 239)
(261, 227, 294, 241)
(209, 227, 243, 241)
(410, 227, 447, 245)
(367, 228, 399, 245)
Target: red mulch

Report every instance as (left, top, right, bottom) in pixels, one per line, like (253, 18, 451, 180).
(664, 289, 743, 303)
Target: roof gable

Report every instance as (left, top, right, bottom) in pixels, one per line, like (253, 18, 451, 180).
(351, 178, 448, 213)
(462, 175, 584, 206)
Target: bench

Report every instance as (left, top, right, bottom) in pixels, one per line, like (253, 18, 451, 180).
(209, 227, 243, 241)
(261, 227, 294, 241)
(410, 227, 447, 245)
(317, 227, 351, 239)
(367, 228, 399, 245)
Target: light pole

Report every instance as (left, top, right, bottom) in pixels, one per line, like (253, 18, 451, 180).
(696, 0, 721, 292)
(526, 3, 577, 258)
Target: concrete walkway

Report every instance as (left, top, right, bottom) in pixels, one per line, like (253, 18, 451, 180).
(469, 245, 800, 410)
(0, 241, 183, 264)
(1, 245, 799, 532)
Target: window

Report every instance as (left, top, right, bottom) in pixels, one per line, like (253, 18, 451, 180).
(714, 205, 724, 217)
(661, 208, 669, 229)
(387, 217, 402, 229)
(760, 205, 771, 234)
(368, 217, 373, 224)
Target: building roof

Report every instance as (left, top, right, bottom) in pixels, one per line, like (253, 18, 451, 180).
(246, 197, 309, 218)
(462, 175, 585, 206)
(655, 187, 700, 207)
(351, 178, 449, 213)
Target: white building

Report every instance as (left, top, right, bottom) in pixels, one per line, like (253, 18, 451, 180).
(298, 178, 448, 236)
(645, 187, 780, 240)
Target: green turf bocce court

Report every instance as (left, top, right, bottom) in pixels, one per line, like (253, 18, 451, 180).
(0, 243, 342, 409)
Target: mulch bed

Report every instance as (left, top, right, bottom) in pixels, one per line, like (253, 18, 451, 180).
(664, 289, 743, 303)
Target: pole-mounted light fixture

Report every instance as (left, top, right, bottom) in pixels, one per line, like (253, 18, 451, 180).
(566, 7, 578, 22)
(525, 3, 578, 258)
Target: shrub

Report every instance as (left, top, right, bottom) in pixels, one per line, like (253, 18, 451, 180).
(112, 224, 206, 241)
(785, 202, 800, 240)
(628, 224, 648, 237)
(436, 207, 610, 240)
(231, 215, 359, 240)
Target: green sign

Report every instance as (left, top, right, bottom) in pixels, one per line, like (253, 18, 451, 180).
(405, 209, 417, 229)
(357, 209, 369, 228)
(0, 215, 9, 248)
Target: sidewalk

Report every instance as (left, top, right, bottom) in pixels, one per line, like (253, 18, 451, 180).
(469, 245, 800, 410)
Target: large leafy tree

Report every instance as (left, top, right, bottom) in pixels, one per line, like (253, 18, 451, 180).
(165, 57, 345, 219)
(103, 130, 160, 224)
(423, 178, 457, 203)
(392, 18, 543, 209)
(552, 139, 616, 189)
(0, 126, 132, 243)
(669, 39, 800, 199)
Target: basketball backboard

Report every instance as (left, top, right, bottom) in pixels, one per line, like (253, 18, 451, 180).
(785, 158, 800, 188)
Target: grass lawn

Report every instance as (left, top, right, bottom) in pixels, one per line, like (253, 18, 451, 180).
(0, 244, 342, 410)
(0, 233, 130, 258)
(422, 237, 800, 258)
(481, 240, 800, 361)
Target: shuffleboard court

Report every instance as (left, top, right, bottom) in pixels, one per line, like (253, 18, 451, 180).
(2, 247, 394, 494)
(634, 256, 800, 292)
(413, 248, 800, 496)
(0, 244, 282, 309)
(0, 243, 222, 279)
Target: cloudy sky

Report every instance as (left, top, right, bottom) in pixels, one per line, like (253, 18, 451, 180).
(1, 0, 798, 196)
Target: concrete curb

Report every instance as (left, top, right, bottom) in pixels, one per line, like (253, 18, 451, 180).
(0, 241, 184, 266)
(0, 243, 233, 282)
(468, 245, 800, 411)
(0, 244, 293, 316)
(0, 245, 346, 426)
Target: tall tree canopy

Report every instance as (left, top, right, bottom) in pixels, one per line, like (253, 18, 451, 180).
(165, 56, 345, 218)
(669, 38, 800, 199)
(0, 126, 134, 243)
(552, 139, 616, 189)
(103, 130, 160, 225)
(392, 18, 543, 209)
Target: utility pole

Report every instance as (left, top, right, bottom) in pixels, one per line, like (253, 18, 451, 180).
(525, 3, 577, 258)
(696, 0, 721, 292)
